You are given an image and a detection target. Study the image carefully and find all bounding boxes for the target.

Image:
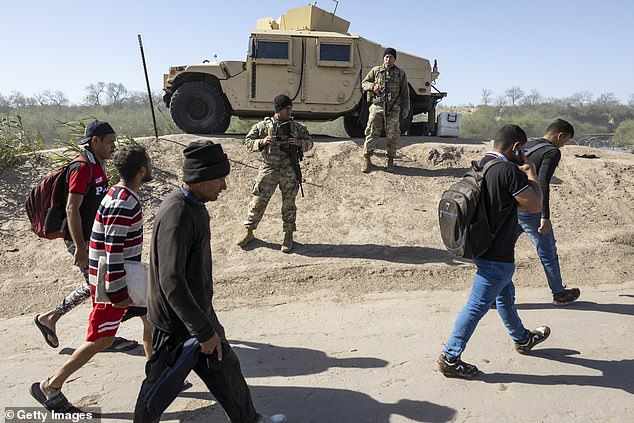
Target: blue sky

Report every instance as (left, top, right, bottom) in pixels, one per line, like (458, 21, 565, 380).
(1, 0, 633, 106)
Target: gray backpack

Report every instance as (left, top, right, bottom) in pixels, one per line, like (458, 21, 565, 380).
(438, 158, 504, 258)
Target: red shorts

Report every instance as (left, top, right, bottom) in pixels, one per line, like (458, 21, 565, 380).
(86, 285, 128, 342)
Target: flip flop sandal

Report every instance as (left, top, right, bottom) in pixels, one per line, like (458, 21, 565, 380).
(34, 315, 59, 348)
(102, 337, 139, 353)
(30, 382, 71, 411)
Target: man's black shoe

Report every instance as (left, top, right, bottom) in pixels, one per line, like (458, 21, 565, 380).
(436, 354, 479, 379)
(553, 288, 580, 306)
(515, 326, 550, 354)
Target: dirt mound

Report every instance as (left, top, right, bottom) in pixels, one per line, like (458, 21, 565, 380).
(1, 135, 633, 317)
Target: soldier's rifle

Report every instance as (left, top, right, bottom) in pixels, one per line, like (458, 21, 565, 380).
(273, 120, 305, 197)
(382, 68, 388, 134)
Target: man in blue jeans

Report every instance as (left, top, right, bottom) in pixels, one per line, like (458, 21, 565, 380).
(518, 119, 580, 305)
(438, 125, 550, 379)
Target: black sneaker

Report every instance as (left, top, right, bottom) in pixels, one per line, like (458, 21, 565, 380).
(436, 354, 479, 379)
(552, 288, 580, 306)
(515, 326, 551, 354)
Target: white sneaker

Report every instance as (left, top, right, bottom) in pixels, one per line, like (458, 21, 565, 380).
(257, 414, 287, 423)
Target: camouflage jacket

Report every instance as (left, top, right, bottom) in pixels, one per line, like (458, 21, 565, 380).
(362, 64, 410, 111)
(244, 117, 313, 167)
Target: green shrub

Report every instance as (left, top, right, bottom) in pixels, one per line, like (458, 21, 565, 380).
(613, 119, 634, 148)
(0, 113, 44, 173)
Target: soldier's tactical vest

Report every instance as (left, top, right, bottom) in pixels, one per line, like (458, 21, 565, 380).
(261, 118, 297, 167)
(368, 66, 403, 109)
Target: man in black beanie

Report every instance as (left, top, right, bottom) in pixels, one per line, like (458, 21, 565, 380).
(361, 47, 410, 173)
(236, 94, 313, 253)
(134, 140, 286, 423)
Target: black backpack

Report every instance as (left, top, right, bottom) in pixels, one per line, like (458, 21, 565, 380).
(438, 158, 504, 258)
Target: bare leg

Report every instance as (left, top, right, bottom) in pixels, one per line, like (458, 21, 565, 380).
(40, 337, 114, 400)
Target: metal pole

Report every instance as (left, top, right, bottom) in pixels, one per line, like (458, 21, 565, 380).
(138, 34, 159, 140)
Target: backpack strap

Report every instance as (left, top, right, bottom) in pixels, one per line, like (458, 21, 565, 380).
(481, 158, 504, 174)
(478, 158, 514, 242)
(525, 142, 554, 156)
(66, 154, 94, 195)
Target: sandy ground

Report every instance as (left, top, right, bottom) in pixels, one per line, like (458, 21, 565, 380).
(0, 134, 633, 422)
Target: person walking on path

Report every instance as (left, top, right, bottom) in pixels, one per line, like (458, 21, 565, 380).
(518, 119, 580, 305)
(438, 124, 551, 379)
(30, 145, 153, 411)
(134, 141, 286, 423)
(34, 120, 136, 352)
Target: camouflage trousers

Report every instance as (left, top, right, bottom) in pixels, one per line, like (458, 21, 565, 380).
(244, 163, 300, 233)
(363, 103, 401, 158)
(55, 239, 90, 315)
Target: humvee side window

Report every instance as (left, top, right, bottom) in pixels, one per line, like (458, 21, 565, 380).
(256, 41, 289, 59)
(316, 41, 353, 67)
(319, 44, 350, 62)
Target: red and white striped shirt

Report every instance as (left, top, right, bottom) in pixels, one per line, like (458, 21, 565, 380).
(88, 185, 143, 303)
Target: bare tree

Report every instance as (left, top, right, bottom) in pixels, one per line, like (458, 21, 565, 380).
(481, 88, 493, 106)
(106, 82, 128, 106)
(0, 93, 9, 108)
(495, 96, 508, 108)
(595, 92, 619, 109)
(34, 92, 51, 106)
(48, 90, 69, 107)
(127, 89, 164, 107)
(521, 89, 542, 107)
(9, 91, 27, 108)
(84, 82, 106, 106)
(569, 91, 593, 108)
(504, 86, 525, 107)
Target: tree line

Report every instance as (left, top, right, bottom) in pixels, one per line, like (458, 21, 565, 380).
(442, 87, 634, 149)
(0, 82, 162, 109)
(1, 83, 633, 150)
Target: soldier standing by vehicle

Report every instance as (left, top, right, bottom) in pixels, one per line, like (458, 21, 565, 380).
(236, 94, 313, 253)
(361, 47, 410, 173)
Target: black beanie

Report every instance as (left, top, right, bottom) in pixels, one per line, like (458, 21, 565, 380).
(274, 94, 292, 112)
(383, 47, 397, 59)
(182, 140, 230, 183)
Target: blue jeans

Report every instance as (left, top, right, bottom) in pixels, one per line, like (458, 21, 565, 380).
(517, 211, 565, 295)
(443, 258, 529, 361)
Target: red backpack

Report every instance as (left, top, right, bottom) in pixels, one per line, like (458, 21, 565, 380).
(25, 155, 93, 239)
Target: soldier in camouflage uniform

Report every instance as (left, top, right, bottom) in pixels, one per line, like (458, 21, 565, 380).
(236, 94, 313, 253)
(361, 47, 410, 173)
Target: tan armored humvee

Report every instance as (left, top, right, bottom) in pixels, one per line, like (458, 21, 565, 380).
(163, 4, 446, 137)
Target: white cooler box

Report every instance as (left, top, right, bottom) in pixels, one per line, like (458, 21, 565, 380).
(437, 112, 462, 137)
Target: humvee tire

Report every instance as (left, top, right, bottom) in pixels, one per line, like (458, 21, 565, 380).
(169, 81, 231, 134)
(343, 114, 366, 138)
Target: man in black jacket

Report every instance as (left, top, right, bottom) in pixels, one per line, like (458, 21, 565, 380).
(134, 141, 286, 423)
(519, 119, 580, 305)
